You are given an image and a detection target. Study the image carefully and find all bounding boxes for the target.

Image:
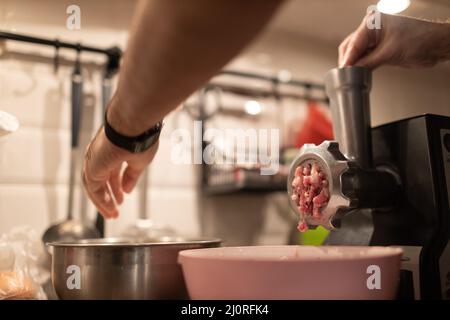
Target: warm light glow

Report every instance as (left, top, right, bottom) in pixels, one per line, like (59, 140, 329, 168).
(244, 100, 262, 115)
(277, 69, 292, 83)
(377, 0, 410, 14)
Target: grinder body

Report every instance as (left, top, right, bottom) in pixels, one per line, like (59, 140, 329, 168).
(288, 66, 450, 299)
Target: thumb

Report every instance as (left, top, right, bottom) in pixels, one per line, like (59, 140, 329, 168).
(122, 164, 145, 193)
(340, 16, 374, 67)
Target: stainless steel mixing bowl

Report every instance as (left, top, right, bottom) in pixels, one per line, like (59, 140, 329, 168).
(47, 237, 221, 300)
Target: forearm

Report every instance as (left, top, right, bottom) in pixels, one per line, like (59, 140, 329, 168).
(432, 20, 450, 62)
(407, 16, 450, 67)
(108, 0, 283, 136)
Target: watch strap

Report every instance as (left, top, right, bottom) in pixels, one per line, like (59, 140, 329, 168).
(104, 113, 163, 153)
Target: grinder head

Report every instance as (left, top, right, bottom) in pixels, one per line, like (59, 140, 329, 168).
(287, 141, 355, 230)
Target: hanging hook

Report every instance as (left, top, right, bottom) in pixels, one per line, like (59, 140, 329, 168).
(212, 85, 223, 116)
(74, 42, 82, 75)
(198, 86, 222, 121)
(304, 83, 312, 102)
(105, 46, 122, 78)
(271, 77, 281, 102)
(53, 38, 60, 74)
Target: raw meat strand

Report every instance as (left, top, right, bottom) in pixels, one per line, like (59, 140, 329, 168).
(291, 161, 330, 232)
(297, 220, 308, 232)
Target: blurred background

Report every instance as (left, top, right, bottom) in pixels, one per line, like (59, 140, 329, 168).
(0, 0, 449, 246)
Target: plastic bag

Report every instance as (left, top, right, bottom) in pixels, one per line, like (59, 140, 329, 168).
(0, 227, 48, 300)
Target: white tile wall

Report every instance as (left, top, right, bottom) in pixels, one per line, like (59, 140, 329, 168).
(147, 187, 200, 237)
(0, 127, 69, 184)
(151, 117, 198, 189)
(0, 184, 88, 233)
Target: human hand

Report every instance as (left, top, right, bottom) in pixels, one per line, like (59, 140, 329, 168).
(339, 12, 450, 69)
(82, 125, 158, 219)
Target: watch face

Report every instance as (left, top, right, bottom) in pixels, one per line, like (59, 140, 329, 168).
(133, 135, 157, 153)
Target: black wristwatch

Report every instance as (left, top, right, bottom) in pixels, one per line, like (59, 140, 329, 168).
(104, 113, 163, 153)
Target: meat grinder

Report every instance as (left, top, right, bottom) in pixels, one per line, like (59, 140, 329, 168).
(287, 66, 450, 300)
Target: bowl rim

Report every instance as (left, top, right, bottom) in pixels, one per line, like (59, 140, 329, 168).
(178, 245, 403, 263)
(46, 236, 222, 248)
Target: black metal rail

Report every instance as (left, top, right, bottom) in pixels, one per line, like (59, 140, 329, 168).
(0, 31, 324, 92)
(0, 30, 122, 72)
(220, 69, 325, 91)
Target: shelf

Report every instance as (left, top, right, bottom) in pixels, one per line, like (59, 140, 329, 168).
(202, 167, 287, 195)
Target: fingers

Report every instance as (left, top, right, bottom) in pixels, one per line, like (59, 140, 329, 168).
(105, 181, 119, 219)
(118, 142, 158, 194)
(339, 13, 381, 68)
(122, 164, 145, 194)
(81, 127, 157, 219)
(109, 166, 124, 205)
(341, 24, 371, 67)
(82, 168, 119, 219)
(354, 46, 385, 70)
(338, 33, 353, 67)
(82, 138, 120, 219)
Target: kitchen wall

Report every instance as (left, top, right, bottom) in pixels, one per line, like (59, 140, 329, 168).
(1, 0, 449, 245)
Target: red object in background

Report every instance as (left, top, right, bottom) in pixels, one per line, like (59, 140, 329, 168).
(295, 101, 333, 148)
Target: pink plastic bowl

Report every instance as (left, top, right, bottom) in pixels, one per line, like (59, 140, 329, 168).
(178, 245, 403, 300)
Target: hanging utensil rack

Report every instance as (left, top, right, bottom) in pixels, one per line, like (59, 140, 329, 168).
(184, 70, 328, 195)
(1, 31, 328, 196)
(0, 30, 122, 236)
(0, 30, 122, 72)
